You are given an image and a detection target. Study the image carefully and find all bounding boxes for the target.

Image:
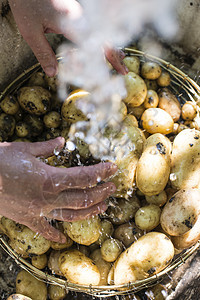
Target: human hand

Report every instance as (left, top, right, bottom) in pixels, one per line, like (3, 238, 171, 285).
(0, 137, 117, 243)
(8, 0, 128, 76)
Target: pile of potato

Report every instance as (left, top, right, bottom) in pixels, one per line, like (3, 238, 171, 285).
(1, 53, 200, 299)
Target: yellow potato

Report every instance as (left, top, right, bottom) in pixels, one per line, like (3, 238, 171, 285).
(31, 254, 47, 270)
(157, 71, 171, 87)
(143, 90, 159, 109)
(158, 88, 181, 122)
(181, 101, 197, 121)
(123, 56, 140, 74)
(0, 95, 19, 115)
(43, 111, 61, 128)
(100, 238, 123, 262)
(135, 204, 161, 231)
(15, 122, 30, 138)
(141, 62, 162, 80)
(114, 222, 144, 248)
(123, 72, 147, 107)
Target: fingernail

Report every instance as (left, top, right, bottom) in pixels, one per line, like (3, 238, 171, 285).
(44, 66, 57, 77)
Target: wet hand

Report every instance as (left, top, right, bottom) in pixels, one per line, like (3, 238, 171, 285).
(0, 137, 117, 243)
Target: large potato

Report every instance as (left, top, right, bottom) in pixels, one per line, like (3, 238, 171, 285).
(62, 216, 101, 246)
(59, 249, 100, 285)
(123, 72, 147, 107)
(170, 129, 200, 189)
(158, 88, 181, 122)
(113, 232, 174, 285)
(136, 133, 171, 196)
(18, 86, 51, 115)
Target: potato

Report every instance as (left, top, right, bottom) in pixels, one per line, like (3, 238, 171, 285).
(100, 238, 123, 262)
(141, 62, 162, 80)
(0, 113, 16, 138)
(158, 88, 181, 122)
(123, 72, 147, 107)
(31, 253, 47, 269)
(7, 294, 32, 300)
(16, 270, 47, 300)
(59, 249, 100, 285)
(113, 232, 174, 285)
(45, 128, 62, 140)
(145, 190, 167, 207)
(123, 56, 140, 74)
(157, 71, 171, 87)
(119, 100, 128, 120)
(90, 249, 111, 285)
(160, 189, 200, 236)
(48, 250, 63, 276)
(128, 104, 145, 119)
(141, 108, 174, 134)
(24, 115, 43, 137)
(181, 101, 197, 121)
(43, 111, 61, 128)
(0, 217, 50, 257)
(107, 196, 140, 225)
(62, 216, 101, 246)
(143, 90, 159, 109)
(136, 133, 171, 196)
(48, 285, 67, 300)
(18, 86, 51, 115)
(45, 75, 57, 92)
(61, 89, 89, 123)
(114, 222, 144, 248)
(135, 204, 161, 231)
(0, 95, 19, 115)
(27, 71, 46, 88)
(15, 122, 29, 138)
(170, 129, 200, 189)
(95, 219, 114, 245)
(144, 79, 158, 91)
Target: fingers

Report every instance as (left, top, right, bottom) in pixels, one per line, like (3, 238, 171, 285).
(44, 162, 118, 191)
(24, 137, 65, 157)
(47, 201, 108, 222)
(104, 47, 129, 75)
(44, 182, 116, 210)
(24, 217, 66, 243)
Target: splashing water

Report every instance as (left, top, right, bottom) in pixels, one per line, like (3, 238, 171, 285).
(58, 0, 178, 161)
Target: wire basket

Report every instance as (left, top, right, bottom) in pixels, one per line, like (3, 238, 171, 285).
(0, 48, 200, 298)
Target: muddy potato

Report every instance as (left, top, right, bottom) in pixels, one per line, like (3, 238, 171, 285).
(181, 101, 197, 121)
(43, 111, 61, 128)
(61, 89, 89, 123)
(123, 56, 140, 74)
(0, 113, 16, 138)
(160, 189, 200, 236)
(141, 108, 174, 134)
(114, 222, 144, 248)
(107, 196, 140, 225)
(16, 270, 47, 300)
(136, 133, 171, 196)
(31, 254, 47, 269)
(0, 217, 50, 257)
(143, 90, 159, 109)
(95, 219, 114, 245)
(48, 285, 67, 300)
(0, 95, 19, 115)
(113, 232, 174, 285)
(24, 114, 43, 137)
(135, 204, 161, 231)
(45, 128, 62, 140)
(170, 129, 200, 190)
(141, 62, 162, 80)
(90, 249, 111, 285)
(145, 190, 167, 207)
(63, 216, 101, 246)
(27, 71, 46, 88)
(15, 122, 30, 138)
(18, 86, 51, 115)
(100, 238, 123, 262)
(158, 88, 181, 122)
(59, 249, 100, 285)
(123, 72, 147, 107)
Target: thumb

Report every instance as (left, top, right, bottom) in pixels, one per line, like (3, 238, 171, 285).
(26, 137, 65, 157)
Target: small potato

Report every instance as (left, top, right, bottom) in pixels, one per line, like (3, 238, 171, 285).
(145, 190, 167, 207)
(16, 270, 47, 300)
(141, 108, 174, 134)
(59, 249, 100, 285)
(48, 285, 67, 300)
(18, 86, 51, 115)
(27, 71, 46, 88)
(107, 196, 140, 225)
(63, 216, 101, 246)
(61, 89, 89, 123)
(181, 101, 197, 121)
(128, 104, 145, 119)
(136, 133, 171, 196)
(158, 88, 181, 122)
(15, 122, 29, 138)
(114, 222, 143, 248)
(45, 128, 61, 140)
(123, 114, 138, 128)
(0, 113, 16, 137)
(48, 250, 63, 276)
(123, 72, 147, 107)
(31, 254, 47, 269)
(100, 238, 123, 262)
(0, 95, 19, 115)
(144, 79, 158, 91)
(135, 204, 161, 231)
(123, 56, 140, 74)
(95, 219, 114, 245)
(160, 189, 200, 236)
(45, 75, 58, 92)
(43, 111, 61, 128)
(24, 115, 43, 137)
(90, 249, 111, 285)
(141, 62, 162, 80)
(143, 90, 159, 109)
(157, 71, 171, 87)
